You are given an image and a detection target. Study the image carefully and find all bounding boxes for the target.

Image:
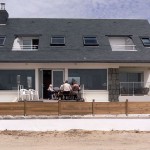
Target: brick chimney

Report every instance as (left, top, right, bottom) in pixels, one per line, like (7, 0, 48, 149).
(0, 3, 9, 24)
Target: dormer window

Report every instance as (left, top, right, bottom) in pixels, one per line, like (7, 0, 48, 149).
(50, 36, 65, 46)
(0, 36, 6, 46)
(141, 37, 150, 47)
(12, 36, 39, 51)
(108, 36, 136, 51)
(83, 37, 99, 46)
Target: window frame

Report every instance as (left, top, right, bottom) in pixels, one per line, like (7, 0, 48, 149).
(0, 36, 6, 46)
(0, 69, 35, 90)
(140, 37, 150, 47)
(50, 36, 65, 46)
(83, 36, 99, 46)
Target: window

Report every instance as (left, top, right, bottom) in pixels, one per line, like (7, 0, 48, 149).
(0, 36, 6, 46)
(83, 37, 99, 46)
(141, 37, 150, 47)
(119, 72, 144, 82)
(68, 69, 107, 90)
(50, 36, 65, 46)
(0, 70, 35, 90)
(108, 36, 136, 51)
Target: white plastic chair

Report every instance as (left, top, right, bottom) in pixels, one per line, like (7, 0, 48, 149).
(29, 89, 39, 101)
(20, 89, 30, 101)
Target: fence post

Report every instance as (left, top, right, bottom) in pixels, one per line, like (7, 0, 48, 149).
(24, 100, 26, 116)
(58, 100, 61, 116)
(92, 99, 95, 116)
(125, 99, 128, 116)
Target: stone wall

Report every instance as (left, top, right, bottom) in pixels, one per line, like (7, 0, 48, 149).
(108, 68, 120, 102)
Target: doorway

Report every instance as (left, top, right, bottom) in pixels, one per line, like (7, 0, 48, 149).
(43, 70, 52, 99)
(42, 70, 64, 99)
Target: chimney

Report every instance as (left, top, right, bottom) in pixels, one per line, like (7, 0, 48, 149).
(1, 3, 5, 10)
(0, 3, 9, 24)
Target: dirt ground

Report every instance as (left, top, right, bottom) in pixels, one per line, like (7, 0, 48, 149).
(0, 130, 150, 150)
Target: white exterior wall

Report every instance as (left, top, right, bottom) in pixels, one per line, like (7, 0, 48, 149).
(0, 90, 18, 102)
(83, 90, 108, 102)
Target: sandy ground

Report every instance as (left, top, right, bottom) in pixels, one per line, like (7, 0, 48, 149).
(0, 130, 150, 150)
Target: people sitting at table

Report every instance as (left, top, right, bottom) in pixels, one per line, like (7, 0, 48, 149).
(50, 80, 80, 100)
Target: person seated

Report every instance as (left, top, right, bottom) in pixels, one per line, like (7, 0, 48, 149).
(47, 84, 54, 100)
(72, 82, 80, 91)
(57, 82, 64, 100)
(53, 87, 60, 100)
(72, 82, 80, 100)
(62, 80, 72, 100)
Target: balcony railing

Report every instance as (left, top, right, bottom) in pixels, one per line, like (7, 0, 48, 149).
(12, 45, 38, 51)
(120, 82, 150, 96)
(111, 45, 136, 51)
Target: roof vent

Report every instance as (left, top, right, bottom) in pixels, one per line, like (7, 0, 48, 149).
(0, 3, 9, 25)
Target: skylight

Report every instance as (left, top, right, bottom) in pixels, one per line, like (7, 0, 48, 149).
(141, 37, 150, 47)
(50, 36, 65, 46)
(0, 36, 6, 46)
(83, 37, 99, 46)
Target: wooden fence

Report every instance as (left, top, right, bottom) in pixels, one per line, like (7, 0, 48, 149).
(0, 100, 150, 116)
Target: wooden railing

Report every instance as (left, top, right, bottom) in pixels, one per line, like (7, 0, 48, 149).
(0, 100, 150, 116)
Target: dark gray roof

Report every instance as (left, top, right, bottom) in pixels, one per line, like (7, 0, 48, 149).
(0, 18, 150, 63)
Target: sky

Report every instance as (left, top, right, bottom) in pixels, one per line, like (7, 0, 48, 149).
(1, 0, 150, 22)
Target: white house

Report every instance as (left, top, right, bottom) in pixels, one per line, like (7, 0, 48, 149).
(0, 3, 150, 102)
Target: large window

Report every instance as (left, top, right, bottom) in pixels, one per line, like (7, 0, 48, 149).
(68, 69, 107, 90)
(0, 70, 35, 90)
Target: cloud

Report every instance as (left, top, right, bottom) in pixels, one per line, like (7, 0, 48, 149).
(91, 0, 150, 20)
(2, 0, 150, 22)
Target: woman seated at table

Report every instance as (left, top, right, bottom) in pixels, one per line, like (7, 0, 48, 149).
(71, 81, 80, 100)
(47, 84, 54, 100)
